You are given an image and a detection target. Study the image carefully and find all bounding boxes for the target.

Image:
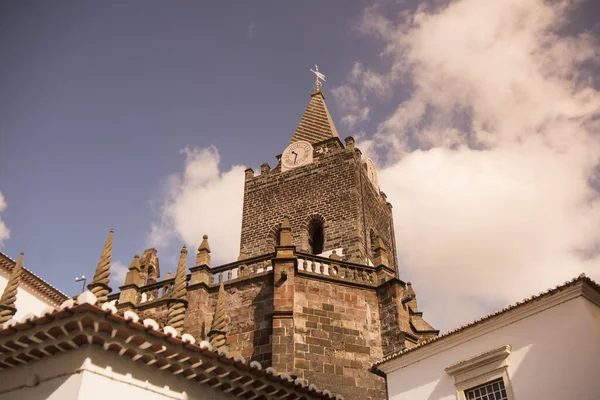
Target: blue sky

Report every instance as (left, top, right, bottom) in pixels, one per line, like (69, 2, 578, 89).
(0, 1, 380, 289)
(1, 0, 599, 331)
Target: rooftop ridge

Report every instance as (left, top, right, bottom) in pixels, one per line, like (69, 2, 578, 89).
(375, 273, 600, 366)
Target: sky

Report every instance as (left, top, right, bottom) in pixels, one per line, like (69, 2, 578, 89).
(0, 0, 599, 332)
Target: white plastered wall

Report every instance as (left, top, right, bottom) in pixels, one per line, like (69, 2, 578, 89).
(386, 296, 600, 400)
(0, 272, 57, 319)
(0, 346, 239, 400)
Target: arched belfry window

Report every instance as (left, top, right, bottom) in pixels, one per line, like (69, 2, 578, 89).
(307, 216, 325, 255)
(267, 223, 282, 249)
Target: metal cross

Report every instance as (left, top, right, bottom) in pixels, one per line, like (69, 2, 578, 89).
(310, 65, 326, 91)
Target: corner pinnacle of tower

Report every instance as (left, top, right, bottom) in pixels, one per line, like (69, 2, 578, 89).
(279, 217, 292, 246)
(196, 235, 211, 268)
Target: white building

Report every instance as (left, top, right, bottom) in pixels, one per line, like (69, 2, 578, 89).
(0, 291, 343, 400)
(376, 274, 600, 400)
(0, 252, 67, 318)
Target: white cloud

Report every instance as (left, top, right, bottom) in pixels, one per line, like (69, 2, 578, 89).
(111, 260, 129, 288)
(149, 147, 246, 266)
(0, 192, 10, 248)
(331, 84, 370, 129)
(348, 0, 600, 330)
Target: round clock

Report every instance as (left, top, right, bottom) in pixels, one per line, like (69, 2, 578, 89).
(281, 141, 313, 171)
(365, 158, 379, 190)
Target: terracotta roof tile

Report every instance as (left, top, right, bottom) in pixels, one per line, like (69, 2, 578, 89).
(0, 291, 344, 400)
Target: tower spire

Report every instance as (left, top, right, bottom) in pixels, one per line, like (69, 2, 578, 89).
(289, 66, 339, 144)
(166, 245, 188, 334)
(87, 229, 113, 305)
(0, 252, 24, 324)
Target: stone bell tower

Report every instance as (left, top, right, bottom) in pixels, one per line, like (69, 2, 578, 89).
(239, 78, 398, 274)
(113, 68, 438, 400)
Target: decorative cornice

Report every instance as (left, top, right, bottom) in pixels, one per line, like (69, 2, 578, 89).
(445, 345, 511, 377)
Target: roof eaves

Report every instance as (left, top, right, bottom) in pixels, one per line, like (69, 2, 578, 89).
(375, 274, 600, 367)
(0, 291, 344, 400)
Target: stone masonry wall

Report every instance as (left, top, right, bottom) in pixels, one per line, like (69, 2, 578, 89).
(185, 276, 274, 367)
(241, 141, 397, 272)
(377, 280, 413, 357)
(293, 275, 387, 400)
(357, 161, 398, 273)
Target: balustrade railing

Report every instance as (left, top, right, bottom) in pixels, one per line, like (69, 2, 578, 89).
(139, 279, 174, 304)
(119, 251, 379, 308)
(210, 253, 275, 285)
(296, 252, 378, 286)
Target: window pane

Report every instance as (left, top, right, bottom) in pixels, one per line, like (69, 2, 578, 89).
(464, 378, 507, 400)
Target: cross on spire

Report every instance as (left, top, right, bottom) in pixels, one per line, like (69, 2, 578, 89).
(310, 65, 326, 92)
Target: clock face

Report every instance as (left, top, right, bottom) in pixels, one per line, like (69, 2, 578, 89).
(281, 141, 313, 171)
(366, 158, 379, 190)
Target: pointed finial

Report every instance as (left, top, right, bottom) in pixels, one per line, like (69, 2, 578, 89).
(128, 254, 140, 271)
(311, 65, 326, 92)
(198, 235, 210, 252)
(167, 244, 189, 334)
(196, 235, 211, 267)
(87, 229, 113, 305)
(208, 282, 227, 349)
(279, 217, 292, 246)
(372, 236, 389, 267)
(0, 252, 24, 324)
(405, 282, 418, 311)
(123, 253, 145, 287)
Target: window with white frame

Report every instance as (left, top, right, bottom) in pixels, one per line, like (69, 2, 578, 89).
(464, 378, 508, 400)
(445, 345, 515, 400)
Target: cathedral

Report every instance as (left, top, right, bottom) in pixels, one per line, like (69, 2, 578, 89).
(1, 71, 599, 400)
(103, 73, 438, 400)
(0, 72, 439, 400)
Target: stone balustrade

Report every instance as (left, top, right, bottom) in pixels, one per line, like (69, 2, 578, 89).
(296, 252, 378, 286)
(210, 253, 274, 285)
(139, 278, 174, 304)
(112, 250, 381, 309)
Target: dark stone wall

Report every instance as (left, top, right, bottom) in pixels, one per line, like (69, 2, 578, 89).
(240, 140, 397, 272)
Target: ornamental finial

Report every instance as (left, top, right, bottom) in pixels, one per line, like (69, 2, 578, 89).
(310, 64, 326, 92)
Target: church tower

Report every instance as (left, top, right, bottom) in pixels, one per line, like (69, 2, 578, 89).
(240, 79, 398, 274)
(113, 67, 438, 400)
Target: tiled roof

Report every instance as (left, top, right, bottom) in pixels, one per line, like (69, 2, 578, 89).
(0, 291, 344, 400)
(375, 273, 600, 366)
(290, 91, 340, 144)
(0, 252, 68, 306)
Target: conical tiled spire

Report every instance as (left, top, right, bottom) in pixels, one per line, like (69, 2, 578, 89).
(167, 245, 188, 333)
(88, 229, 113, 305)
(208, 282, 227, 348)
(0, 252, 24, 324)
(290, 91, 339, 144)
